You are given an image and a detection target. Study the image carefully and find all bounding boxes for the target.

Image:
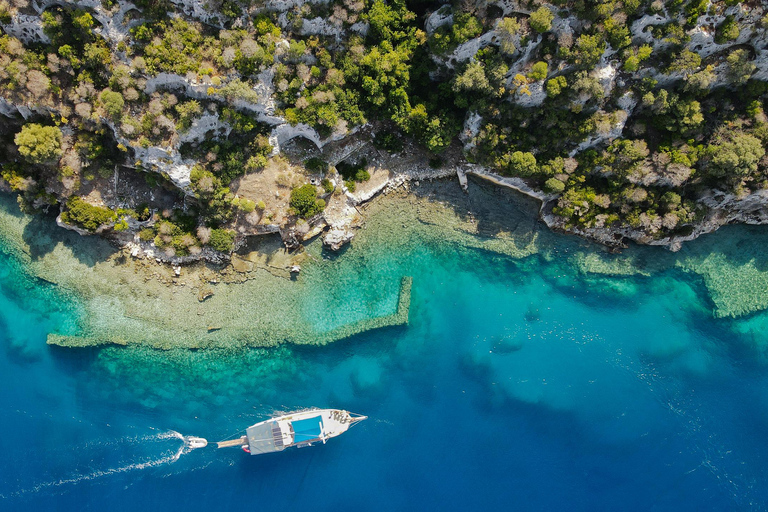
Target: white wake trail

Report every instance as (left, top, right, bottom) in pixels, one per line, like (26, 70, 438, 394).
(2, 430, 187, 499)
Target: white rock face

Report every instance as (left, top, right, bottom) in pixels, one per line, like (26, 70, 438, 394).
(449, 31, 496, 65)
(460, 111, 483, 150)
(170, 0, 223, 26)
(0, 97, 46, 119)
(571, 110, 629, 155)
(178, 114, 232, 144)
(425, 8, 452, 35)
(349, 21, 369, 36)
(1, 15, 49, 44)
(266, 0, 329, 11)
(269, 123, 322, 153)
(594, 61, 617, 97)
(132, 144, 194, 190)
(617, 91, 638, 112)
(145, 73, 209, 98)
(323, 226, 355, 251)
(630, 14, 666, 45)
(514, 80, 547, 107)
(301, 17, 339, 37)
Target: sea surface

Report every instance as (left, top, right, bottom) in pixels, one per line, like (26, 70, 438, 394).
(2, 190, 768, 510)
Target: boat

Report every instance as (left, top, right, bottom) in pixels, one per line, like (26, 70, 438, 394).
(184, 436, 208, 450)
(216, 409, 367, 455)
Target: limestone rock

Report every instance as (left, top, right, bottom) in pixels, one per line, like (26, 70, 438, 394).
(323, 227, 355, 251)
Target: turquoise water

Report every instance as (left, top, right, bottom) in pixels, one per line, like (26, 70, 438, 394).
(3, 203, 768, 509)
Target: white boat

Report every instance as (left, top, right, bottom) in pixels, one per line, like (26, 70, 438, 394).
(216, 409, 367, 455)
(184, 436, 208, 450)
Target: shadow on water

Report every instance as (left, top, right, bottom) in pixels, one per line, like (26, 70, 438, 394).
(48, 344, 102, 374)
(408, 176, 546, 244)
(680, 224, 768, 272)
(291, 323, 407, 362)
(0, 310, 41, 364)
(20, 211, 116, 265)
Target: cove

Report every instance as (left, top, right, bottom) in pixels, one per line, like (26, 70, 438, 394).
(2, 179, 768, 510)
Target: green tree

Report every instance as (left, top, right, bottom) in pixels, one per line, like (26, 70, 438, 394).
(15, 124, 63, 163)
(208, 228, 235, 252)
(708, 132, 765, 177)
(60, 196, 117, 231)
(667, 49, 701, 73)
(528, 61, 548, 82)
(544, 177, 565, 193)
(290, 184, 325, 217)
(715, 15, 739, 44)
(565, 34, 605, 68)
(99, 89, 124, 119)
(545, 75, 567, 96)
(502, 151, 538, 177)
(726, 49, 756, 84)
(453, 61, 491, 94)
(497, 17, 520, 55)
(529, 6, 554, 33)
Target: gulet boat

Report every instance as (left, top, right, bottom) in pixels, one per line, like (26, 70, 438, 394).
(216, 409, 367, 455)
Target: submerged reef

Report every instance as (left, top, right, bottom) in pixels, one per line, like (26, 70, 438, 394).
(2, 173, 768, 351)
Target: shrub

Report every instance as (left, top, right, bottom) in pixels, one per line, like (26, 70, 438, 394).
(544, 177, 565, 194)
(290, 184, 325, 217)
(374, 132, 404, 153)
(207, 228, 235, 252)
(60, 196, 116, 231)
(715, 15, 739, 44)
(15, 124, 63, 163)
(336, 158, 370, 182)
(99, 89, 124, 119)
(139, 228, 155, 241)
(529, 6, 554, 33)
(528, 61, 548, 82)
(546, 76, 567, 96)
(502, 151, 538, 177)
(304, 157, 328, 174)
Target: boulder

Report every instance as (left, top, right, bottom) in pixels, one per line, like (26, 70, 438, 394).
(323, 227, 354, 251)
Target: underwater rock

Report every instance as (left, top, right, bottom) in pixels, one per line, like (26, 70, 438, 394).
(198, 287, 214, 302)
(323, 227, 355, 251)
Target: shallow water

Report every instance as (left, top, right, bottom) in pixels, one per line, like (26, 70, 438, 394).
(3, 186, 768, 510)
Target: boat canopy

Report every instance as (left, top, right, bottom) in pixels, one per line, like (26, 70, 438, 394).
(291, 416, 323, 443)
(245, 420, 283, 455)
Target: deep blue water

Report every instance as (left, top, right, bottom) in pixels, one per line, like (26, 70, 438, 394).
(3, 219, 768, 510)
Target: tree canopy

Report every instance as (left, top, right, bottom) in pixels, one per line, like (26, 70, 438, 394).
(14, 124, 63, 163)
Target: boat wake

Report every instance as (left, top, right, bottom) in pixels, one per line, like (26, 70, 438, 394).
(2, 430, 189, 499)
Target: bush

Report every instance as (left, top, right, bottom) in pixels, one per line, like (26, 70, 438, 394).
(528, 62, 548, 82)
(290, 184, 325, 217)
(546, 76, 567, 96)
(715, 16, 739, 44)
(207, 228, 235, 252)
(502, 151, 538, 177)
(544, 177, 565, 194)
(304, 157, 328, 174)
(529, 6, 554, 33)
(374, 132, 404, 153)
(15, 124, 63, 163)
(139, 228, 155, 241)
(336, 158, 370, 182)
(99, 89, 124, 119)
(60, 196, 116, 231)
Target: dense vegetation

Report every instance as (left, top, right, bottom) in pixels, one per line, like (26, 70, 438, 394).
(0, 0, 766, 250)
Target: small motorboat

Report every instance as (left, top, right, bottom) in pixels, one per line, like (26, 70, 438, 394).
(184, 436, 208, 450)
